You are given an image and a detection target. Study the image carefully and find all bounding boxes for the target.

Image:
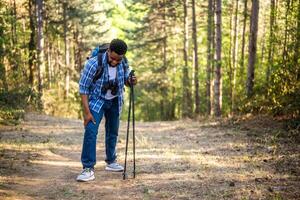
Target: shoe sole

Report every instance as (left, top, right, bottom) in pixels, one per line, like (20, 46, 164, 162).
(76, 176, 95, 182)
(105, 167, 123, 172)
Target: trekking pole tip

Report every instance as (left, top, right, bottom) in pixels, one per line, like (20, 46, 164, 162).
(122, 172, 128, 180)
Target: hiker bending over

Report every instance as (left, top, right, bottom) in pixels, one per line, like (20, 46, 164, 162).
(77, 39, 137, 182)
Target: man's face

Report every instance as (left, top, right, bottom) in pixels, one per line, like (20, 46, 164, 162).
(108, 49, 123, 67)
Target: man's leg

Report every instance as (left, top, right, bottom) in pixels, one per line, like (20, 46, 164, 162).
(81, 109, 103, 169)
(104, 98, 120, 164)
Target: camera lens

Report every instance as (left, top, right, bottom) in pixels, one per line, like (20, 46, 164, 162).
(111, 84, 118, 95)
(101, 82, 109, 93)
(102, 80, 118, 95)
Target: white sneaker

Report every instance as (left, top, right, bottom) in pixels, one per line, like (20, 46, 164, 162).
(105, 162, 124, 172)
(76, 168, 95, 182)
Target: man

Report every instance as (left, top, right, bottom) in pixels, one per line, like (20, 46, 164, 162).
(77, 39, 137, 182)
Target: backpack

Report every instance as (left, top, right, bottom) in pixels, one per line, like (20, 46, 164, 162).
(87, 43, 128, 83)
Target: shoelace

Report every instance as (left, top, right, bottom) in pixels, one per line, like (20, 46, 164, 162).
(81, 168, 93, 174)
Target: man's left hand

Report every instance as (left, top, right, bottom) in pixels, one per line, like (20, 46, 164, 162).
(130, 75, 137, 85)
(127, 76, 137, 86)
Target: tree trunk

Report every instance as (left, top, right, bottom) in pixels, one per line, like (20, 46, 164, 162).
(282, 0, 290, 65)
(172, 41, 178, 120)
(246, 0, 259, 98)
(36, 0, 45, 95)
(28, 0, 35, 87)
(206, 0, 213, 116)
(160, 36, 167, 120)
(10, 0, 17, 46)
(228, 3, 233, 114)
(0, 18, 8, 90)
(43, 4, 50, 89)
(240, 0, 248, 75)
(55, 40, 60, 77)
(192, 0, 200, 114)
(73, 29, 77, 73)
(214, 0, 222, 116)
(182, 0, 192, 118)
(10, 0, 18, 71)
(47, 40, 52, 88)
(211, 0, 216, 116)
(266, 0, 276, 83)
(0, 63, 8, 91)
(21, 19, 28, 79)
(232, 0, 239, 114)
(74, 27, 83, 72)
(160, 0, 168, 120)
(260, 18, 267, 65)
(63, 1, 70, 98)
(294, 0, 300, 66)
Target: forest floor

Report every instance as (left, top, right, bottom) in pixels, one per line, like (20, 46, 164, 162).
(0, 113, 299, 200)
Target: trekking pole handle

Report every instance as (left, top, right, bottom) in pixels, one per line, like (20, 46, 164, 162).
(129, 70, 135, 78)
(128, 70, 135, 87)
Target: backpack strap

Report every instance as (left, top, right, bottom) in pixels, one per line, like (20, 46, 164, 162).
(92, 52, 104, 83)
(92, 52, 129, 83)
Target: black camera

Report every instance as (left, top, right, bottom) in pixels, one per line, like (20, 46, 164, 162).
(102, 80, 118, 95)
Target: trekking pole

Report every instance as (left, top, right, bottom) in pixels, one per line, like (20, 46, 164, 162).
(131, 71, 136, 178)
(123, 85, 131, 180)
(123, 70, 135, 180)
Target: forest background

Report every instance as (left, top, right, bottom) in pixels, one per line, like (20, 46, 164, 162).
(0, 0, 299, 123)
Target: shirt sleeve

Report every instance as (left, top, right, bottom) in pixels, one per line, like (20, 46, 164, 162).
(123, 58, 132, 81)
(79, 58, 97, 95)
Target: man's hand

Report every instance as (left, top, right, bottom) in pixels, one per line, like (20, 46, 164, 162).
(84, 111, 96, 127)
(127, 75, 137, 86)
(130, 75, 137, 85)
(81, 95, 96, 127)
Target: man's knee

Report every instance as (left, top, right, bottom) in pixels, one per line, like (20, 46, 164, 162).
(85, 122, 98, 137)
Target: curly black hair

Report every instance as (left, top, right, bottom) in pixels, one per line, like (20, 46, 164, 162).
(109, 39, 127, 55)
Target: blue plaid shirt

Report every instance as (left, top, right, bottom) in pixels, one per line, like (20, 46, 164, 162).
(79, 51, 130, 115)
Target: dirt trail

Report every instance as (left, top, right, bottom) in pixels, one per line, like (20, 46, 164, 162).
(0, 113, 299, 200)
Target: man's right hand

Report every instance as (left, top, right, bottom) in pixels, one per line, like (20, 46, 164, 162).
(81, 95, 95, 127)
(84, 112, 96, 127)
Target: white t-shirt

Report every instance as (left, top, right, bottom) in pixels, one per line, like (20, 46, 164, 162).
(105, 66, 118, 100)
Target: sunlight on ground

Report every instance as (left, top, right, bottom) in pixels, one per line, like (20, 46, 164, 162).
(0, 114, 298, 199)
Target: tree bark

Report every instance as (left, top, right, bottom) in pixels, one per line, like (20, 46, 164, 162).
(36, 0, 45, 95)
(266, 0, 276, 83)
(28, 0, 35, 87)
(294, 0, 300, 66)
(10, 0, 18, 71)
(232, 0, 239, 114)
(0, 16, 8, 90)
(162, 0, 168, 120)
(182, 0, 192, 118)
(228, 2, 233, 114)
(192, 0, 200, 114)
(206, 0, 213, 115)
(282, 0, 290, 65)
(10, 0, 17, 45)
(63, 1, 70, 98)
(246, 0, 259, 98)
(240, 0, 248, 75)
(214, 0, 222, 116)
(260, 18, 267, 65)
(211, 0, 216, 116)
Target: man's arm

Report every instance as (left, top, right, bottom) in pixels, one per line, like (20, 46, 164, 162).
(79, 58, 97, 126)
(79, 58, 97, 95)
(81, 95, 95, 127)
(124, 61, 137, 86)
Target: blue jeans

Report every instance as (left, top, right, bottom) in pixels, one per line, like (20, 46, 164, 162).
(81, 97, 119, 169)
